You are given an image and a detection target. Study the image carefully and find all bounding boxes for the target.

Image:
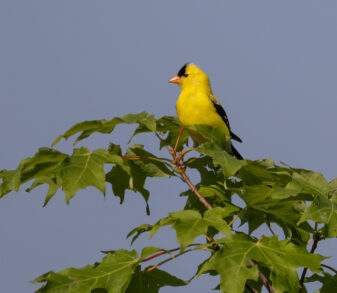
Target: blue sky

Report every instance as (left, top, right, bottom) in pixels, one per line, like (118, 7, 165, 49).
(1, 1, 336, 292)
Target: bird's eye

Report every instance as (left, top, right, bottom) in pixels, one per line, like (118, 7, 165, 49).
(183, 74, 188, 77)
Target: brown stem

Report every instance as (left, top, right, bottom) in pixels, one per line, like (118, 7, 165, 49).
(145, 248, 193, 272)
(180, 172, 212, 210)
(248, 259, 275, 293)
(173, 127, 184, 154)
(141, 247, 180, 262)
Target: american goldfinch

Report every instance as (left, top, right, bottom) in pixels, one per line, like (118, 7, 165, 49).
(169, 63, 243, 159)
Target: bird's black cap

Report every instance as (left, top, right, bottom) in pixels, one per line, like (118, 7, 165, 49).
(177, 63, 189, 77)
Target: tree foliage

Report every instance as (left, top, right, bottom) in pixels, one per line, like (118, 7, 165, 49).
(1, 111, 336, 292)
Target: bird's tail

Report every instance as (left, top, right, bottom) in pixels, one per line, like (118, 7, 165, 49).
(231, 145, 243, 160)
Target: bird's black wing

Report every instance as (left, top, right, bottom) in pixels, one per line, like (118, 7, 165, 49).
(210, 98, 243, 143)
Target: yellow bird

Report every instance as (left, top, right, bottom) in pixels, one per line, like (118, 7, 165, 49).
(169, 63, 243, 159)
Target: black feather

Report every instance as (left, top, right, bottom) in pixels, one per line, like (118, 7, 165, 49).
(177, 63, 189, 77)
(230, 131, 243, 143)
(211, 100, 242, 143)
(231, 145, 244, 160)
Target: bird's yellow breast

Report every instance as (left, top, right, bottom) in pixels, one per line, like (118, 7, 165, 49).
(176, 88, 231, 143)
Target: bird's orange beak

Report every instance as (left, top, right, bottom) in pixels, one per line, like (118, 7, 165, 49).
(169, 75, 181, 84)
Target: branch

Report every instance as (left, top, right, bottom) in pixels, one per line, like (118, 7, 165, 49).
(247, 259, 275, 293)
(299, 226, 321, 292)
(163, 129, 275, 292)
(180, 172, 212, 210)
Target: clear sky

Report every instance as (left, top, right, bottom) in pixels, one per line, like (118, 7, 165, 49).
(1, 1, 337, 292)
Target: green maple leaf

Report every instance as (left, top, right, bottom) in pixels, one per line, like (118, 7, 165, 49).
(200, 234, 325, 293)
(52, 111, 156, 146)
(0, 147, 66, 199)
(32, 250, 139, 293)
(299, 194, 337, 237)
(59, 148, 111, 202)
(199, 234, 259, 293)
(298, 176, 337, 237)
(197, 142, 246, 178)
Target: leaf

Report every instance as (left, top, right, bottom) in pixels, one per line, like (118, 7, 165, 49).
(106, 145, 172, 212)
(125, 145, 173, 178)
(150, 209, 235, 250)
(1, 147, 67, 198)
(150, 210, 208, 250)
(106, 165, 130, 204)
(199, 233, 259, 293)
(306, 272, 337, 293)
(26, 176, 61, 206)
(59, 148, 110, 203)
(127, 224, 152, 245)
(197, 143, 246, 178)
(239, 185, 307, 231)
(140, 247, 163, 260)
(0, 168, 21, 197)
(186, 124, 228, 146)
(170, 210, 209, 250)
(299, 194, 337, 237)
(251, 236, 324, 293)
(125, 267, 188, 293)
(156, 116, 189, 151)
(238, 159, 292, 186)
(286, 171, 330, 197)
(200, 234, 325, 293)
(32, 250, 139, 293)
(52, 111, 156, 146)
(203, 207, 235, 236)
(185, 156, 222, 185)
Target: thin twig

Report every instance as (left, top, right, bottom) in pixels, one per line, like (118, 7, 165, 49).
(248, 259, 275, 293)
(180, 172, 212, 210)
(141, 243, 202, 263)
(266, 222, 275, 236)
(321, 263, 337, 274)
(299, 224, 321, 292)
(228, 208, 245, 227)
(145, 248, 193, 272)
(245, 284, 258, 293)
(173, 127, 184, 154)
(122, 155, 172, 164)
(141, 247, 180, 262)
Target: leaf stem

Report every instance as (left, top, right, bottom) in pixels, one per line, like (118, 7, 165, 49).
(321, 263, 337, 274)
(141, 247, 180, 262)
(145, 248, 193, 272)
(228, 208, 245, 227)
(141, 244, 202, 263)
